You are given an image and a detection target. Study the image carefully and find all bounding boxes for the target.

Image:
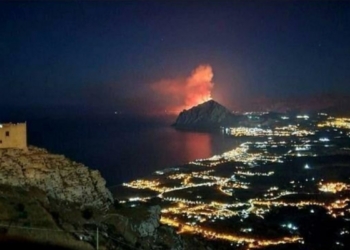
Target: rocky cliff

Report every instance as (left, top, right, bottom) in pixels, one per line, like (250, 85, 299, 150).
(173, 100, 236, 131)
(0, 146, 113, 208)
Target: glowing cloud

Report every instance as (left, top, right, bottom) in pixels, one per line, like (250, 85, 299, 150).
(151, 64, 214, 114)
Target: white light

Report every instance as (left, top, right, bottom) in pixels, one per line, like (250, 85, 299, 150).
(296, 115, 309, 119)
(319, 138, 330, 142)
(304, 164, 310, 169)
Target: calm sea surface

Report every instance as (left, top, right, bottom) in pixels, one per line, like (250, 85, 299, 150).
(3, 110, 245, 186)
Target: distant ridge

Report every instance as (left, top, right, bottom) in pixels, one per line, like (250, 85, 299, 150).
(173, 100, 236, 131)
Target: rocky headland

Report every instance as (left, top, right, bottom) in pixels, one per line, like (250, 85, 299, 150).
(173, 100, 237, 131)
(0, 146, 113, 208)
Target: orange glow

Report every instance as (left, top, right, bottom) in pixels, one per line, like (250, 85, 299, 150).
(183, 65, 213, 109)
(183, 132, 211, 160)
(151, 64, 214, 114)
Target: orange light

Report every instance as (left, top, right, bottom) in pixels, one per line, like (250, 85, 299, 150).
(151, 64, 214, 114)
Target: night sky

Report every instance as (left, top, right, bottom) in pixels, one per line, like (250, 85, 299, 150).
(1, 1, 350, 114)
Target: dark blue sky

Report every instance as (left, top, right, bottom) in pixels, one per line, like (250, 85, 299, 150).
(1, 1, 349, 113)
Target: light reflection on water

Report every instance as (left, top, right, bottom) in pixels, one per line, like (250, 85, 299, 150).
(183, 132, 212, 160)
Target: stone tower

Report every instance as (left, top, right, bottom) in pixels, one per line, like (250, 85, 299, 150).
(0, 123, 27, 150)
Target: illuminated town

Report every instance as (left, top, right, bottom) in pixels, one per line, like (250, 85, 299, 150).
(115, 112, 350, 249)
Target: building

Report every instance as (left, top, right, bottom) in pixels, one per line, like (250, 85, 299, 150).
(0, 123, 27, 150)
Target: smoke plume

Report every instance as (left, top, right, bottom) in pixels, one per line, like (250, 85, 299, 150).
(151, 64, 214, 114)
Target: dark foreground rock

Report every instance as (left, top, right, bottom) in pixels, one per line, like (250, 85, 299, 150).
(0, 237, 76, 250)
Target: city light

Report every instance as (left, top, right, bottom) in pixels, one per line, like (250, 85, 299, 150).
(119, 113, 350, 249)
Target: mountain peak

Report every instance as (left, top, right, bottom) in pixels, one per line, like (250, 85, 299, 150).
(191, 99, 227, 110)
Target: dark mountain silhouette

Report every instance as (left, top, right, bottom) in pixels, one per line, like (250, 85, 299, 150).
(173, 100, 237, 131)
